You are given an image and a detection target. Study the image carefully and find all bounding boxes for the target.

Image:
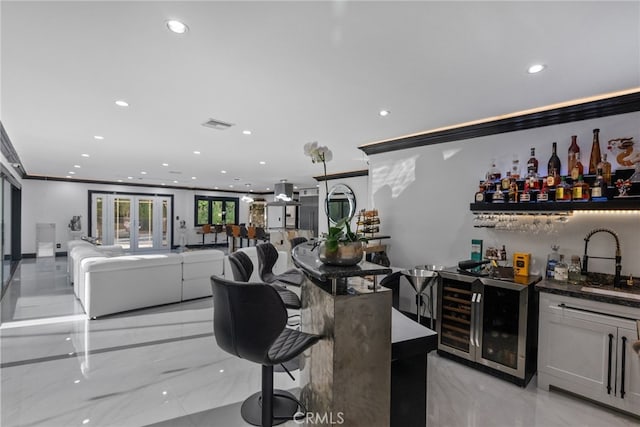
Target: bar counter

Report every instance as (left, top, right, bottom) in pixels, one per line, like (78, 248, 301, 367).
(293, 242, 392, 426)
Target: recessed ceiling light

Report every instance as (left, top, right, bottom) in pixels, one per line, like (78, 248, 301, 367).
(127, 176, 133, 180)
(162, 163, 169, 167)
(229, 185, 234, 188)
(66, 175, 72, 178)
(68, 171, 75, 175)
(161, 183, 166, 186)
(193, 151, 201, 155)
(266, 187, 270, 191)
(81, 154, 90, 158)
(245, 183, 251, 187)
(191, 176, 196, 180)
(294, 186, 298, 189)
(166, 20, 188, 34)
(242, 130, 252, 135)
(140, 171, 147, 175)
(73, 164, 81, 168)
(221, 170, 227, 174)
(115, 100, 129, 107)
(214, 186, 219, 189)
(173, 180, 178, 184)
(94, 135, 104, 140)
(527, 64, 546, 74)
(259, 161, 266, 165)
(379, 109, 390, 117)
(117, 179, 123, 182)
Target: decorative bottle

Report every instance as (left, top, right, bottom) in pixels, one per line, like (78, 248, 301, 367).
(570, 152, 584, 181)
(547, 141, 561, 186)
(527, 147, 539, 177)
(572, 174, 590, 201)
(568, 256, 583, 284)
(591, 168, 606, 199)
(597, 153, 612, 185)
(546, 245, 560, 279)
(568, 135, 580, 175)
(554, 254, 569, 283)
(588, 129, 602, 175)
(555, 176, 572, 201)
(486, 160, 501, 182)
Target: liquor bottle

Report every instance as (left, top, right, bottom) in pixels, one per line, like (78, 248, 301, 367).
(572, 174, 590, 201)
(492, 187, 505, 203)
(546, 245, 560, 279)
(501, 171, 511, 191)
(555, 176, 572, 201)
(554, 254, 569, 283)
(520, 180, 531, 202)
(527, 147, 538, 176)
(568, 256, 582, 285)
(591, 168, 606, 199)
(568, 135, 580, 175)
(597, 153, 612, 185)
(570, 152, 584, 181)
(547, 142, 561, 186)
(511, 155, 521, 180)
(486, 160, 501, 182)
(475, 183, 486, 203)
(588, 129, 602, 175)
(508, 180, 519, 203)
(538, 179, 549, 202)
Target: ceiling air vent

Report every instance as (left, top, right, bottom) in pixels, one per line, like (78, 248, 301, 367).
(202, 118, 234, 130)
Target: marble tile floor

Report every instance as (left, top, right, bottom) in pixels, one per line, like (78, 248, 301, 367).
(1, 258, 639, 427)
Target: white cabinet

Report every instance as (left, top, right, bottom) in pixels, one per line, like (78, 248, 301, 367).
(538, 293, 640, 416)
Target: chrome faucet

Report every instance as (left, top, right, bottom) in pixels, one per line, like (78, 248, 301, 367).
(582, 228, 622, 288)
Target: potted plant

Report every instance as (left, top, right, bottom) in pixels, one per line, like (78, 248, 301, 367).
(304, 142, 367, 265)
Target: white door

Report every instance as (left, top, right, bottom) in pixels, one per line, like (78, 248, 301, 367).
(91, 194, 171, 252)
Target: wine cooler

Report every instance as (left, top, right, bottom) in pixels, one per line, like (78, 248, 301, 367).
(437, 269, 541, 386)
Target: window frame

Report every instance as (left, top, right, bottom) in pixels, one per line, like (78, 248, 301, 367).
(194, 195, 239, 226)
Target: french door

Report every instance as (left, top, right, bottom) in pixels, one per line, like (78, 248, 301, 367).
(91, 193, 172, 252)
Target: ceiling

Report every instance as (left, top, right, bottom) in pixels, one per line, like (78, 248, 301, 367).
(2, 1, 639, 192)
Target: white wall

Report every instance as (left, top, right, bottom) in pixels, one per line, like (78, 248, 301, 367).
(368, 111, 640, 313)
(21, 180, 263, 254)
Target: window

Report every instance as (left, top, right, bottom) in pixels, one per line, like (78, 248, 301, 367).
(194, 196, 239, 226)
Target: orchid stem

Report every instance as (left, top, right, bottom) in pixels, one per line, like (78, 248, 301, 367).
(323, 157, 330, 235)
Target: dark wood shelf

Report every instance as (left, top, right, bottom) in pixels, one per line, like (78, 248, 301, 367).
(470, 198, 640, 212)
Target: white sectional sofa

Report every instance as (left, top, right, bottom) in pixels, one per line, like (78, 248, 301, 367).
(68, 241, 290, 318)
(73, 247, 224, 318)
(82, 253, 184, 318)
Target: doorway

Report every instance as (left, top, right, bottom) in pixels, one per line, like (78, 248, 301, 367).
(90, 192, 172, 252)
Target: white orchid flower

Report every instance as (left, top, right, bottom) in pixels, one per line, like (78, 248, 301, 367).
(303, 141, 319, 157)
(318, 146, 333, 163)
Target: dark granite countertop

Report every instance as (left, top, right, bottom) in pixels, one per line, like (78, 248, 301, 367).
(536, 278, 640, 308)
(291, 242, 391, 281)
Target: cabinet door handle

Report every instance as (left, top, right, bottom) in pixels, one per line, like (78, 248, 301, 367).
(620, 336, 627, 399)
(607, 333, 614, 395)
(469, 293, 476, 348)
(474, 293, 481, 348)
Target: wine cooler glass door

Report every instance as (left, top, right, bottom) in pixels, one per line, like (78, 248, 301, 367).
(477, 284, 527, 378)
(438, 277, 475, 360)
